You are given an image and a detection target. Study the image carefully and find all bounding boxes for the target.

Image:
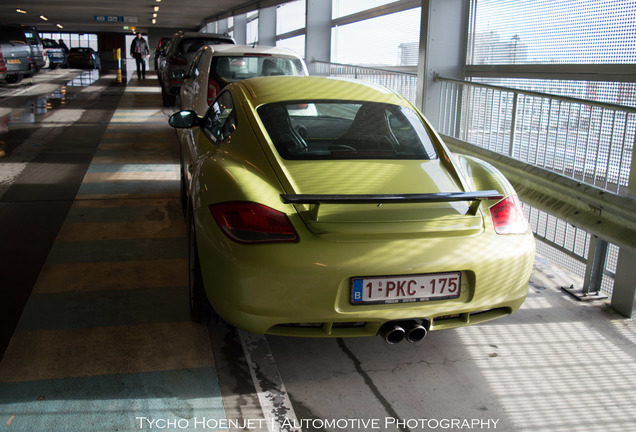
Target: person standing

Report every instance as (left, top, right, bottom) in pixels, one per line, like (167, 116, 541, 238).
(130, 32, 149, 79)
(58, 39, 69, 54)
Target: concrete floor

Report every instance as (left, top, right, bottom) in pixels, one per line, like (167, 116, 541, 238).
(0, 71, 635, 432)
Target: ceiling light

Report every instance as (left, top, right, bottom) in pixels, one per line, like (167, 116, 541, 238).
(154, 6, 159, 11)
(57, 24, 63, 29)
(40, 15, 48, 21)
(152, 19, 157, 24)
(16, 9, 27, 14)
(153, 13, 157, 18)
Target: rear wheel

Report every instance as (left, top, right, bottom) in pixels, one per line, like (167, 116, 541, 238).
(188, 214, 212, 323)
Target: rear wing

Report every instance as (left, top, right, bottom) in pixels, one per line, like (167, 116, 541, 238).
(281, 190, 504, 218)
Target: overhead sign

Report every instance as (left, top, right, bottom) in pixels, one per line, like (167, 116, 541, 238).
(94, 16, 138, 23)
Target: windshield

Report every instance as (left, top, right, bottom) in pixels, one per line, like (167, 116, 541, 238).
(212, 56, 305, 83)
(258, 101, 438, 160)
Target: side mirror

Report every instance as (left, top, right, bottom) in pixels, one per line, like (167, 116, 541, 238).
(169, 110, 200, 128)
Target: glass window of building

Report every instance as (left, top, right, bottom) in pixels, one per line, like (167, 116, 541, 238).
(276, 35, 305, 59)
(331, 8, 421, 66)
(332, 0, 396, 19)
(276, 0, 306, 35)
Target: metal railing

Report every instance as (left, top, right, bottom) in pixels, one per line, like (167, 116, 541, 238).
(312, 60, 418, 105)
(436, 77, 636, 196)
(438, 77, 636, 296)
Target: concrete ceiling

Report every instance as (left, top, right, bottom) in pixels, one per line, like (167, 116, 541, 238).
(1, 0, 279, 34)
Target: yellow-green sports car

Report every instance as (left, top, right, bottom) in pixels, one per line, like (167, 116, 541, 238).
(169, 76, 535, 343)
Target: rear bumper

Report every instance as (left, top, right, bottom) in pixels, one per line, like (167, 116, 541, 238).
(194, 206, 535, 337)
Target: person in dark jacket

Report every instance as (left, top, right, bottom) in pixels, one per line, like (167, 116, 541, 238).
(130, 32, 149, 79)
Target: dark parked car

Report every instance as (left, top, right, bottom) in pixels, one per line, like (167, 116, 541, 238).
(41, 39, 67, 69)
(67, 47, 101, 69)
(22, 26, 45, 71)
(154, 36, 170, 73)
(159, 31, 234, 106)
(0, 24, 32, 83)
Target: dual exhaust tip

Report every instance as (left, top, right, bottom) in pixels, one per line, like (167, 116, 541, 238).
(379, 319, 429, 344)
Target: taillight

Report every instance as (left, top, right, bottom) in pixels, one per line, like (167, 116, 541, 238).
(210, 202, 298, 244)
(167, 55, 187, 65)
(489, 195, 529, 235)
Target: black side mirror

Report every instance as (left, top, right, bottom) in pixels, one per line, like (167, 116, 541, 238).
(169, 110, 200, 128)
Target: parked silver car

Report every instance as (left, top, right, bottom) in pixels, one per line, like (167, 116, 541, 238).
(0, 24, 32, 83)
(159, 31, 234, 107)
(22, 26, 46, 71)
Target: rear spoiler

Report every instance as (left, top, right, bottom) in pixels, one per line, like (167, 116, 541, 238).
(281, 190, 504, 217)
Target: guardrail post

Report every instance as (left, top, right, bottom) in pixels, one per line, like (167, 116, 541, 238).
(562, 235, 608, 301)
(582, 236, 608, 295)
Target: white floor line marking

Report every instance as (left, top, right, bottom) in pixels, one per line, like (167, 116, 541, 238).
(239, 330, 302, 432)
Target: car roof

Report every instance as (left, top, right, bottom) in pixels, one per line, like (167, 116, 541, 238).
(237, 76, 408, 105)
(176, 32, 234, 42)
(207, 44, 301, 57)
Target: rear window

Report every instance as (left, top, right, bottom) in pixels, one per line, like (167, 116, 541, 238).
(212, 56, 305, 83)
(42, 39, 58, 48)
(0, 26, 27, 44)
(258, 101, 438, 160)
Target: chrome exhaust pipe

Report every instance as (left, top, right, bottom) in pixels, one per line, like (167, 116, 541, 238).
(378, 323, 406, 344)
(405, 322, 428, 342)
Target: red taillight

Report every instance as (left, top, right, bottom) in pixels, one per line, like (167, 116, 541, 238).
(210, 202, 298, 244)
(167, 55, 187, 65)
(489, 195, 529, 235)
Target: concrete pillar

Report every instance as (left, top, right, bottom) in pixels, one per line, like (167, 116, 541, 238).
(416, 0, 469, 127)
(611, 247, 636, 318)
(259, 6, 277, 46)
(305, 0, 332, 75)
(611, 129, 636, 317)
(234, 14, 247, 44)
(216, 18, 230, 34)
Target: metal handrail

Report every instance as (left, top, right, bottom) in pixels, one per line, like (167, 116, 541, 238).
(311, 59, 418, 76)
(435, 74, 636, 113)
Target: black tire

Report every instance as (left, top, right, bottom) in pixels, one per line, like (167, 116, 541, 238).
(188, 214, 212, 323)
(5, 74, 21, 84)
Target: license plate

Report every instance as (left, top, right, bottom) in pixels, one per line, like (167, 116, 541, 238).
(351, 272, 461, 305)
(7, 59, 20, 64)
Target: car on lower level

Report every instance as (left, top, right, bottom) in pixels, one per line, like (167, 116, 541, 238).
(169, 76, 536, 343)
(159, 31, 235, 107)
(180, 44, 308, 115)
(67, 47, 101, 69)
